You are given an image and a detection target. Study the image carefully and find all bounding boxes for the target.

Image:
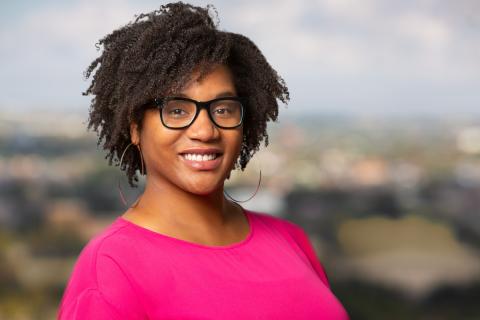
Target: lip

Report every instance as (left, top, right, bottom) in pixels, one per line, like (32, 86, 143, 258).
(179, 147, 223, 155)
(178, 147, 224, 171)
(179, 153, 223, 170)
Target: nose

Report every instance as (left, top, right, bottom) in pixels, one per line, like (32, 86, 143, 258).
(186, 109, 219, 141)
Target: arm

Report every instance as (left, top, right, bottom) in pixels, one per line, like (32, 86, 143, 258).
(58, 253, 146, 320)
(58, 287, 122, 320)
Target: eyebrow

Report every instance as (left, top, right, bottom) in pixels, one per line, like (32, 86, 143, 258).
(173, 91, 238, 99)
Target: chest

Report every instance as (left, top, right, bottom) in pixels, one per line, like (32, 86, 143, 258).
(126, 240, 349, 319)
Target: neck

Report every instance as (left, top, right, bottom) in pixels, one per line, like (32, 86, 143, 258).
(131, 176, 236, 233)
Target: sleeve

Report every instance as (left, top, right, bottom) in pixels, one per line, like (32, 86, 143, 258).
(58, 252, 146, 320)
(95, 253, 146, 317)
(286, 222, 331, 289)
(58, 288, 121, 320)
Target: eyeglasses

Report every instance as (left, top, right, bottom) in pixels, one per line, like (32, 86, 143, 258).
(152, 96, 245, 129)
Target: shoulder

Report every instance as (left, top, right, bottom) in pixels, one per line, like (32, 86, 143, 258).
(60, 218, 132, 292)
(245, 209, 331, 288)
(59, 218, 146, 319)
(73, 218, 133, 271)
(245, 208, 303, 235)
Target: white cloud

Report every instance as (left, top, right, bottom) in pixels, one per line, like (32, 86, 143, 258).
(317, 0, 377, 20)
(25, 1, 136, 48)
(0, 0, 152, 110)
(395, 12, 452, 50)
(0, 0, 478, 114)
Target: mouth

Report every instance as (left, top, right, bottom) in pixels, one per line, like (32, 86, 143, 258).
(179, 152, 224, 170)
(180, 152, 222, 161)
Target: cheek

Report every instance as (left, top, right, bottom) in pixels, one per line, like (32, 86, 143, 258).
(141, 127, 180, 162)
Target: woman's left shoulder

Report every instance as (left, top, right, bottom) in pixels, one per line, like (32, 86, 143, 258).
(244, 209, 301, 233)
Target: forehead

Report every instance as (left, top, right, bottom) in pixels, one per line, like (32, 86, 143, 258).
(180, 64, 236, 93)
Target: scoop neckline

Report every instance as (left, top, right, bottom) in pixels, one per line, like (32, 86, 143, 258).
(116, 208, 254, 250)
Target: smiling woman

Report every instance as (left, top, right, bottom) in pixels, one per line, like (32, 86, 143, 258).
(128, 64, 243, 198)
(57, 2, 349, 319)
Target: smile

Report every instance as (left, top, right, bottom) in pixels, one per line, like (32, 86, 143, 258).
(179, 153, 223, 170)
(182, 153, 219, 161)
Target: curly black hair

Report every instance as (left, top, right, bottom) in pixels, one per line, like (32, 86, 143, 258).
(84, 1, 290, 187)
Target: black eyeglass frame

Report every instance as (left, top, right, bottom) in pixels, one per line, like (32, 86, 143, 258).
(152, 96, 246, 130)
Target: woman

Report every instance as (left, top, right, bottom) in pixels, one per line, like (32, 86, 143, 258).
(58, 2, 349, 319)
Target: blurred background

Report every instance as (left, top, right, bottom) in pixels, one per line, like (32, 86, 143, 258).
(1, 0, 479, 319)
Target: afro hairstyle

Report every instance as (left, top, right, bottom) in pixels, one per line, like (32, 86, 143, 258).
(84, 1, 290, 187)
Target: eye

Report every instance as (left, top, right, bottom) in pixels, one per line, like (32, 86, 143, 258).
(212, 100, 240, 116)
(170, 108, 187, 116)
(163, 100, 193, 118)
(214, 107, 232, 115)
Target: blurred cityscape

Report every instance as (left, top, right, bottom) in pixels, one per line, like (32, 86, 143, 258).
(1, 110, 480, 319)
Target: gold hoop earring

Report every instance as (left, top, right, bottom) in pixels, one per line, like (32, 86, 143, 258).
(117, 142, 144, 208)
(224, 170, 262, 203)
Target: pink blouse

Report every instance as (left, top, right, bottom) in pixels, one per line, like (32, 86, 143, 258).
(58, 209, 349, 319)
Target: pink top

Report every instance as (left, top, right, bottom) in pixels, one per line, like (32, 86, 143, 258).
(58, 209, 349, 319)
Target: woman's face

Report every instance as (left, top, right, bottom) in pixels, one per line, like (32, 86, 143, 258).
(131, 64, 243, 195)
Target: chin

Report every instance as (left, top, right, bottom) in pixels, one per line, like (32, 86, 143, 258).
(185, 181, 224, 196)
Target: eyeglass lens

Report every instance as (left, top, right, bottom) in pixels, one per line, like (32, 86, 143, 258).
(161, 99, 243, 128)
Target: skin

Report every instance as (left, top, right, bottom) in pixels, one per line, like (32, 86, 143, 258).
(121, 64, 250, 246)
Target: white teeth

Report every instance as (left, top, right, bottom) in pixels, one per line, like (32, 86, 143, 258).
(183, 153, 217, 161)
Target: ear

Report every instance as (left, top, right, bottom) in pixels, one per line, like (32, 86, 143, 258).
(130, 122, 140, 145)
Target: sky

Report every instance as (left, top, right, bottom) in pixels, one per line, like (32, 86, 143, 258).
(1, 0, 479, 116)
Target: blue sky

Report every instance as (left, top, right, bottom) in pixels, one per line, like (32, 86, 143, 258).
(1, 0, 479, 115)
